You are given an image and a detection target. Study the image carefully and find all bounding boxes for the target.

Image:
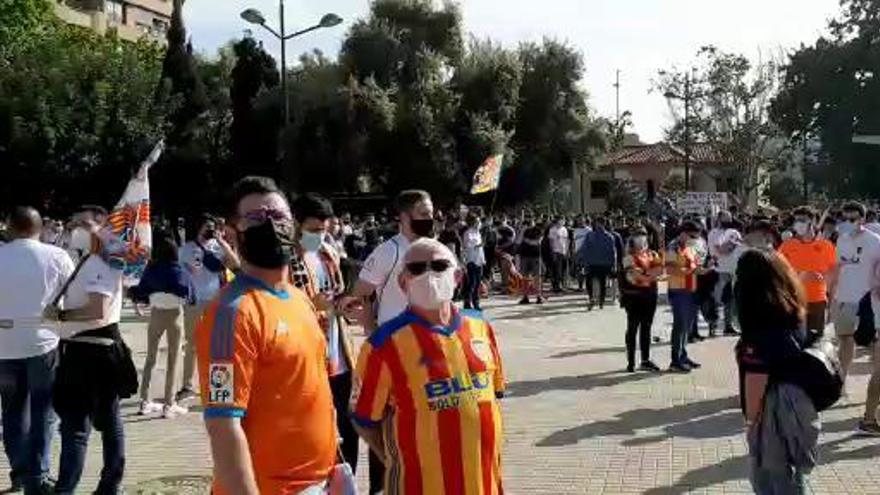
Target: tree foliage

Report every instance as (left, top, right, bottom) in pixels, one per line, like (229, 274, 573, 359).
(1, 0, 607, 215)
(655, 46, 781, 203)
(0, 2, 167, 213)
(771, 0, 880, 198)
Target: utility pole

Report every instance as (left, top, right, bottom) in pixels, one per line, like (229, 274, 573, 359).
(279, 0, 288, 124)
(614, 69, 621, 126)
(801, 133, 809, 202)
(683, 72, 692, 191)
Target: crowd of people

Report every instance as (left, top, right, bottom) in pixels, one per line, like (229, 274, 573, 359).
(1, 181, 879, 494)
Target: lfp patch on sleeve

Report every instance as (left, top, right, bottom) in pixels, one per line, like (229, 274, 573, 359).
(209, 363, 234, 404)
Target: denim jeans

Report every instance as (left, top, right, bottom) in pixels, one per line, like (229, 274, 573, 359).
(669, 289, 697, 365)
(55, 395, 125, 494)
(0, 349, 58, 492)
(464, 263, 484, 310)
(750, 458, 811, 494)
(714, 272, 736, 330)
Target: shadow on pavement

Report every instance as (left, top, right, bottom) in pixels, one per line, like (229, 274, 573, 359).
(506, 370, 656, 399)
(536, 395, 739, 447)
(637, 414, 880, 494)
(548, 346, 628, 359)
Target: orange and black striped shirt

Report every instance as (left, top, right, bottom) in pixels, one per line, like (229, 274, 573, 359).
(352, 309, 505, 495)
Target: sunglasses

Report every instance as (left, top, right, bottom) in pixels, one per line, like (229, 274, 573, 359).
(405, 259, 453, 276)
(242, 208, 290, 226)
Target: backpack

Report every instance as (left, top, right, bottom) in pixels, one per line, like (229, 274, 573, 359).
(790, 339, 843, 412)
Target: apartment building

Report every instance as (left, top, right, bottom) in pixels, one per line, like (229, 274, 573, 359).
(54, 0, 173, 44)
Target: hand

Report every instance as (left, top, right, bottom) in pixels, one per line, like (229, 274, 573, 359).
(339, 296, 369, 326)
(42, 305, 62, 322)
(313, 292, 333, 312)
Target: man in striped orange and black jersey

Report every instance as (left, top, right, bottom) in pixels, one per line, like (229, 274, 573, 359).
(351, 238, 506, 495)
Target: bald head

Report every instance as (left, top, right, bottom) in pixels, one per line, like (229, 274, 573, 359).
(404, 238, 458, 266)
(10, 207, 42, 239)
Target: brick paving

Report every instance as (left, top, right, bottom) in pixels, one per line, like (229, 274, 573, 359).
(3, 294, 880, 493)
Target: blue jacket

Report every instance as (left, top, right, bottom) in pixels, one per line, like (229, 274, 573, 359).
(577, 228, 617, 267)
(131, 261, 196, 305)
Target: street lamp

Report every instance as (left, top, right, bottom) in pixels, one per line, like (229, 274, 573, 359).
(240, 3, 343, 124)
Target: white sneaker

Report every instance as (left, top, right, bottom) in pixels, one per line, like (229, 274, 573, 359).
(138, 400, 162, 416)
(163, 403, 189, 419)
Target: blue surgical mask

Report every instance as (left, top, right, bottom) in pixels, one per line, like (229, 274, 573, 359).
(300, 231, 324, 252)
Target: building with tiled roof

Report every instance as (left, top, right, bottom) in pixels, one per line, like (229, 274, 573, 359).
(573, 136, 740, 213)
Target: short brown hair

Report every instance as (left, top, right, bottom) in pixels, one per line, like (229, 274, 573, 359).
(229, 176, 283, 217)
(792, 206, 816, 219)
(842, 201, 866, 218)
(735, 249, 805, 336)
(394, 190, 431, 215)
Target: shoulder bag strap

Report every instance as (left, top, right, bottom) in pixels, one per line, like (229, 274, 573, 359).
(51, 254, 91, 308)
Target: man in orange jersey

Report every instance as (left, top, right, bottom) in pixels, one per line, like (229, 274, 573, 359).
(196, 176, 337, 495)
(778, 206, 836, 344)
(351, 238, 506, 495)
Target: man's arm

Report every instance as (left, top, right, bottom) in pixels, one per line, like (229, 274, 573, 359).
(339, 279, 379, 332)
(216, 238, 241, 271)
(205, 418, 259, 495)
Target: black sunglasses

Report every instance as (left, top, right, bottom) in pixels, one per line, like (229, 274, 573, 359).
(405, 260, 453, 276)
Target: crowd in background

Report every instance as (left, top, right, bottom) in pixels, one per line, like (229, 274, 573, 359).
(2, 190, 878, 494)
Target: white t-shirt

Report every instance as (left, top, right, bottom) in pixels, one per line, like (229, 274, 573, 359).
(834, 229, 880, 304)
(867, 222, 880, 236)
(548, 225, 569, 255)
(179, 240, 225, 304)
(61, 256, 124, 338)
(0, 239, 75, 359)
(708, 228, 725, 258)
(359, 234, 410, 325)
(714, 229, 743, 275)
(462, 227, 486, 266)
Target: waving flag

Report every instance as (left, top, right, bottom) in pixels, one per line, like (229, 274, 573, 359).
(470, 154, 504, 194)
(98, 140, 164, 281)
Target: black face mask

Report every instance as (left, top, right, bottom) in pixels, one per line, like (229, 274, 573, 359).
(410, 218, 435, 238)
(239, 219, 295, 269)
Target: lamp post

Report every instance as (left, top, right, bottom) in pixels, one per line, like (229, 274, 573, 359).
(241, 4, 343, 124)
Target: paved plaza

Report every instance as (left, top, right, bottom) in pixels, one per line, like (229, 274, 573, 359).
(3, 294, 880, 494)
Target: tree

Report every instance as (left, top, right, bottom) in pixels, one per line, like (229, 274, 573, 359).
(0, 0, 52, 60)
(229, 37, 280, 181)
(771, 0, 880, 198)
(152, 0, 214, 216)
(502, 39, 605, 205)
(0, 11, 167, 213)
(656, 46, 782, 205)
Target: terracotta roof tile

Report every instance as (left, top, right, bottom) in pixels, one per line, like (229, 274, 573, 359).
(603, 143, 721, 166)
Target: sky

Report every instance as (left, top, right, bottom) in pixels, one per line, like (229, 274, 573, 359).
(184, 0, 841, 143)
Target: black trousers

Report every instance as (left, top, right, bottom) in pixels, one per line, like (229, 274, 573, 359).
(586, 265, 613, 306)
(329, 372, 358, 473)
(369, 449, 384, 494)
(624, 291, 658, 365)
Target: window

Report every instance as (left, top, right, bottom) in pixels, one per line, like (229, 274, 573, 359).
(590, 180, 610, 199)
(152, 18, 169, 34)
(106, 0, 125, 24)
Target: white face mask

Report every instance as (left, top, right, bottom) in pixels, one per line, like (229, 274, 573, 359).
(632, 236, 648, 250)
(793, 221, 811, 237)
(69, 227, 93, 254)
(407, 270, 457, 310)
